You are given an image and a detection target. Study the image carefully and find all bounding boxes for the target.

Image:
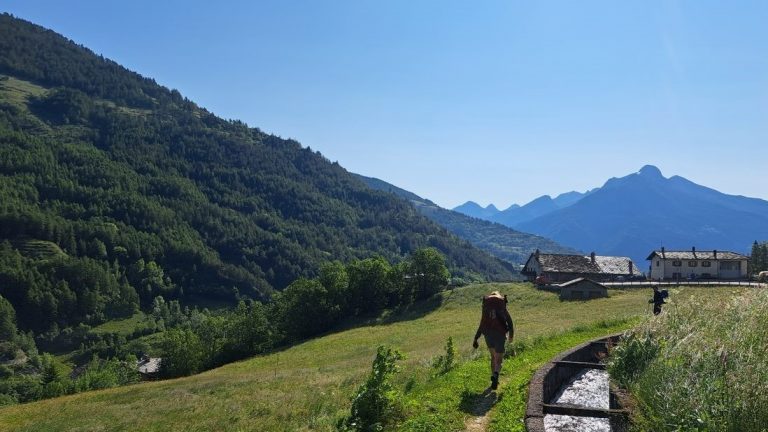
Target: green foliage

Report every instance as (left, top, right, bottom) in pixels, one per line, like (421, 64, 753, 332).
(750, 241, 768, 275)
(608, 289, 768, 431)
(431, 336, 457, 375)
(159, 328, 204, 377)
(339, 346, 404, 432)
(408, 247, 450, 301)
(0, 294, 17, 341)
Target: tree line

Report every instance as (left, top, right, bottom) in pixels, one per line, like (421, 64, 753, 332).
(159, 248, 450, 377)
(751, 241, 768, 274)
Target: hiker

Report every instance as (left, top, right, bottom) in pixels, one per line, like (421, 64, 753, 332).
(472, 291, 514, 390)
(649, 286, 667, 315)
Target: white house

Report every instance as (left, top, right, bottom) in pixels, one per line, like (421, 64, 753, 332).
(646, 247, 749, 280)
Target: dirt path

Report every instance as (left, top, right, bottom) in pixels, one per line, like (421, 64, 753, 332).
(463, 387, 498, 432)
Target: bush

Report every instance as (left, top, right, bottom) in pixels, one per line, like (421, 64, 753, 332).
(339, 346, 404, 432)
(431, 337, 457, 376)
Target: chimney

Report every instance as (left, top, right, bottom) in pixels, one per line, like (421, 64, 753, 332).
(628, 260, 633, 275)
(590, 251, 596, 264)
(713, 249, 717, 259)
(692, 246, 696, 258)
(661, 246, 665, 258)
(535, 248, 540, 259)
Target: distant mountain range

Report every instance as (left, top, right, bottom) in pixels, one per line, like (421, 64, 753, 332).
(456, 165, 768, 268)
(455, 190, 594, 227)
(355, 174, 579, 267)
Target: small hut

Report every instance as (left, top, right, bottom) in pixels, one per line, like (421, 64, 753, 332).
(558, 278, 607, 300)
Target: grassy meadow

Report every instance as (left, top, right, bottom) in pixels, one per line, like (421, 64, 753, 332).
(609, 287, 768, 431)
(0, 283, 720, 432)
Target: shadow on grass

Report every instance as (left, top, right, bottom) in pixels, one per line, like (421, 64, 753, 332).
(372, 293, 446, 326)
(459, 387, 502, 416)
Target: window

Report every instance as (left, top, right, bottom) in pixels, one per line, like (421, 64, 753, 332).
(672, 272, 682, 279)
(702, 261, 711, 267)
(672, 260, 682, 267)
(721, 261, 741, 271)
(688, 261, 697, 267)
(656, 260, 660, 267)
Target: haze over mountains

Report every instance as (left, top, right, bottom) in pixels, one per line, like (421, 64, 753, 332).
(456, 165, 768, 267)
(355, 174, 579, 267)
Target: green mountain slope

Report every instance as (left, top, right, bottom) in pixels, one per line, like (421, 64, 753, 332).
(0, 13, 514, 334)
(355, 174, 580, 267)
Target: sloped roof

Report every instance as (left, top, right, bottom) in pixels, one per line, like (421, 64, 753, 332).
(536, 253, 639, 276)
(538, 254, 600, 274)
(137, 357, 162, 374)
(594, 256, 641, 275)
(559, 277, 607, 289)
(646, 250, 748, 261)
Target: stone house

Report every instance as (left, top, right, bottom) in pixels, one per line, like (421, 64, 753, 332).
(521, 250, 641, 283)
(558, 278, 608, 300)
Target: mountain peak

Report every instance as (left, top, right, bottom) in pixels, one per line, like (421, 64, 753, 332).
(638, 165, 664, 179)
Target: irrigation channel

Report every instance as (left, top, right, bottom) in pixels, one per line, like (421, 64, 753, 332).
(525, 334, 628, 432)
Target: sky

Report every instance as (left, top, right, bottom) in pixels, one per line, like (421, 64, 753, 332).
(4, 1, 768, 209)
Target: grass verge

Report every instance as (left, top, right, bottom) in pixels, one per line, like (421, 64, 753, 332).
(608, 287, 768, 432)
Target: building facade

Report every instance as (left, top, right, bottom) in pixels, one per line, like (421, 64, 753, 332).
(521, 250, 642, 283)
(646, 247, 749, 280)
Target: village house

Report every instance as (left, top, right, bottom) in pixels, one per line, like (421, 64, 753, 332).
(137, 355, 162, 379)
(646, 247, 749, 280)
(521, 250, 641, 283)
(558, 277, 608, 300)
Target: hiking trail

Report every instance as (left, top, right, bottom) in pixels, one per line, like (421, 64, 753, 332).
(463, 386, 499, 432)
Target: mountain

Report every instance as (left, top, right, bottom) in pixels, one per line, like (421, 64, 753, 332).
(0, 14, 515, 334)
(453, 201, 502, 219)
(455, 191, 591, 227)
(355, 174, 580, 267)
(516, 165, 768, 267)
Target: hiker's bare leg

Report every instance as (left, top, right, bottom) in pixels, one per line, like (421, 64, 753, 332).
(492, 351, 503, 374)
(487, 347, 495, 374)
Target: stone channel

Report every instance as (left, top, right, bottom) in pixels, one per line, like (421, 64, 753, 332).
(524, 334, 628, 432)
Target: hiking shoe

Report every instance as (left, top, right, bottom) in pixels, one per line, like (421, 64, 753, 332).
(491, 375, 498, 390)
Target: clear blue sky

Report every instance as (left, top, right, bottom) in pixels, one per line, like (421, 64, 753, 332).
(4, 1, 768, 209)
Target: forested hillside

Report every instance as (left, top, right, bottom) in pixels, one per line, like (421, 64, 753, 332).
(0, 13, 514, 337)
(355, 174, 579, 266)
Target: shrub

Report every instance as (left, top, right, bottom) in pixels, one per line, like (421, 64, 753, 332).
(432, 337, 457, 375)
(339, 345, 404, 432)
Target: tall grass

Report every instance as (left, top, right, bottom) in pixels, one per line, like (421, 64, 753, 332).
(609, 289, 768, 431)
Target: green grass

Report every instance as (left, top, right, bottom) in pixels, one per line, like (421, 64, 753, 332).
(609, 287, 768, 431)
(398, 318, 636, 432)
(90, 312, 149, 336)
(0, 283, 664, 431)
(0, 76, 46, 107)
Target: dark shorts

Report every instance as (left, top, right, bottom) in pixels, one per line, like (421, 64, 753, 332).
(484, 332, 506, 354)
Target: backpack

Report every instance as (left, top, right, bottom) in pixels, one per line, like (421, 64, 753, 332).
(482, 293, 507, 321)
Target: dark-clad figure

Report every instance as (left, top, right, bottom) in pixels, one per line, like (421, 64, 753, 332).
(649, 286, 667, 315)
(472, 291, 514, 390)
